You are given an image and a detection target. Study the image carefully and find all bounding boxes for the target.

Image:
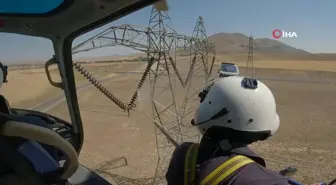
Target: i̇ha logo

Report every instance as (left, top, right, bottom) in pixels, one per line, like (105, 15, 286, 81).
(272, 29, 297, 39)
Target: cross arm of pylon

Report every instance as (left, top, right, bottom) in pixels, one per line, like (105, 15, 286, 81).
(72, 25, 151, 54)
(72, 24, 208, 55)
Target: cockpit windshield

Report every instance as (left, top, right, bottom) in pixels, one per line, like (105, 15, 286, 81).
(0, 33, 72, 122)
(1, 1, 336, 185)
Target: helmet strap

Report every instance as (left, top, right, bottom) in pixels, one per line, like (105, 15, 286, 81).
(218, 140, 233, 152)
(200, 127, 250, 155)
(199, 139, 235, 160)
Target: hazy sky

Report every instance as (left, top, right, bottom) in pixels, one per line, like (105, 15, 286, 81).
(1, 0, 336, 63)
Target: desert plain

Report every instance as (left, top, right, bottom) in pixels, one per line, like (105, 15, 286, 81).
(2, 58, 336, 184)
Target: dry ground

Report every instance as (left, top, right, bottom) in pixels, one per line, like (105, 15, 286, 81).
(2, 64, 113, 108)
(251, 80, 336, 183)
(2, 67, 62, 108)
(234, 60, 336, 73)
(216, 59, 336, 73)
(48, 61, 336, 184)
(47, 73, 159, 184)
(3, 59, 336, 184)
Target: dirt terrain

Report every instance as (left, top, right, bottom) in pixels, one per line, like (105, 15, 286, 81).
(47, 72, 158, 184)
(2, 68, 62, 109)
(3, 64, 113, 108)
(251, 80, 336, 183)
(3, 60, 336, 184)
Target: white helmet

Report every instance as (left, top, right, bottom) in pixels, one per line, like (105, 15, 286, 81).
(192, 76, 279, 139)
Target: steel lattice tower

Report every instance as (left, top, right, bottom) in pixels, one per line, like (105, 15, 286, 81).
(71, 5, 216, 185)
(246, 33, 254, 77)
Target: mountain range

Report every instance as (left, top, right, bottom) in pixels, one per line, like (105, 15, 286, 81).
(11, 32, 335, 66)
(73, 32, 336, 62)
(68, 33, 336, 63)
(202, 33, 336, 61)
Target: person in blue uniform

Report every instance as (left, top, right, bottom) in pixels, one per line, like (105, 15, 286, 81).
(166, 76, 289, 185)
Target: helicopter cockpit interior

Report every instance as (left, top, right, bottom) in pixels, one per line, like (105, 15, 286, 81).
(1, 1, 336, 185)
(0, 0, 165, 184)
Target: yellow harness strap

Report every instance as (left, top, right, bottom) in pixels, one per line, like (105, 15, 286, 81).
(184, 143, 200, 185)
(200, 155, 255, 185)
(184, 144, 255, 185)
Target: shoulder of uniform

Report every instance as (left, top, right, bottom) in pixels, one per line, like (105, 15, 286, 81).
(231, 146, 267, 167)
(176, 142, 195, 152)
(172, 142, 195, 156)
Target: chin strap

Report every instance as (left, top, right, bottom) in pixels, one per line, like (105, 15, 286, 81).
(198, 137, 234, 161)
(218, 140, 233, 151)
(208, 140, 233, 159)
(200, 136, 248, 160)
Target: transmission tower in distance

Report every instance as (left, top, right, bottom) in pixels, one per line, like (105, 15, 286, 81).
(245, 33, 254, 77)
